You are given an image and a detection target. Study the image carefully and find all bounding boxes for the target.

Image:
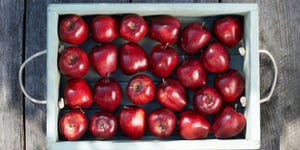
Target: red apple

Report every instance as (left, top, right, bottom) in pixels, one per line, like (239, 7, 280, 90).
(93, 78, 122, 112)
(147, 107, 176, 138)
(64, 78, 93, 109)
(201, 42, 229, 73)
(89, 112, 118, 140)
(149, 15, 181, 44)
(193, 87, 222, 115)
(126, 74, 155, 105)
(59, 110, 88, 140)
(179, 110, 210, 140)
(214, 69, 245, 102)
(89, 43, 118, 76)
(90, 16, 118, 43)
(213, 16, 243, 47)
(178, 22, 211, 54)
(176, 58, 207, 90)
(58, 46, 89, 78)
(59, 15, 88, 44)
(150, 44, 179, 78)
(119, 42, 149, 75)
(120, 14, 148, 42)
(212, 105, 246, 138)
(119, 105, 146, 139)
(156, 78, 187, 112)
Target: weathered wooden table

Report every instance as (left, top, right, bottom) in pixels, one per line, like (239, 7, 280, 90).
(0, 0, 299, 150)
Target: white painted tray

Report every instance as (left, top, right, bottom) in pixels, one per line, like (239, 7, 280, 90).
(46, 3, 260, 150)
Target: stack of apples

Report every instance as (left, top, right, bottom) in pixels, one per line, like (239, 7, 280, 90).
(58, 14, 246, 141)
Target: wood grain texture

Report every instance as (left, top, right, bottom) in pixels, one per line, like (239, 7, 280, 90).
(0, 0, 25, 150)
(224, 0, 300, 149)
(21, 0, 299, 150)
(132, 0, 218, 2)
(24, 1, 128, 150)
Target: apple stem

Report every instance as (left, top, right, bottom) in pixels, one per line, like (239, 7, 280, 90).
(234, 103, 238, 111)
(79, 108, 85, 114)
(162, 78, 166, 84)
(181, 55, 186, 62)
(163, 43, 169, 49)
(106, 73, 110, 79)
(201, 22, 206, 28)
(240, 38, 244, 48)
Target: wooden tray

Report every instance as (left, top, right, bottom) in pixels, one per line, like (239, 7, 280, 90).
(46, 3, 259, 150)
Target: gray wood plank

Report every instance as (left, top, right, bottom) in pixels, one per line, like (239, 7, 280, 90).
(224, 0, 300, 149)
(0, 0, 25, 150)
(24, 1, 129, 150)
(132, 0, 218, 2)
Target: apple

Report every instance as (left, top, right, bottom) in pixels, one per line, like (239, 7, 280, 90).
(150, 44, 179, 78)
(214, 69, 245, 102)
(93, 78, 122, 112)
(120, 14, 148, 42)
(201, 42, 229, 73)
(178, 22, 211, 54)
(119, 105, 146, 139)
(64, 78, 93, 109)
(58, 46, 89, 78)
(126, 74, 155, 105)
(59, 110, 88, 140)
(176, 58, 207, 90)
(213, 16, 243, 47)
(119, 42, 149, 75)
(156, 78, 187, 111)
(147, 107, 176, 138)
(59, 15, 88, 44)
(212, 105, 246, 138)
(90, 16, 118, 43)
(149, 15, 181, 44)
(89, 43, 118, 76)
(193, 87, 222, 115)
(179, 110, 210, 140)
(89, 112, 118, 140)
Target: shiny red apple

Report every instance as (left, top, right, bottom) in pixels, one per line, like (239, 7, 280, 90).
(213, 16, 243, 47)
(126, 74, 155, 105)
(149, 15, 181, 44)
(179, 110, 210, 140)
(178, 22, 211, 54)
(119, 42, 149, 75)
(201, 42, 229, 73)
(176, 58, 207, 90)
(89, 43, 118, 77)
(59, 110, 88, 140)
(90, 16, 118, 43)
(89, 112, 118, 140)
(150, 44, 179, 78)
(64, 78, 93, 109)
(147, 107, 176, 138)
(93, 78, 122, 112)
(156, 78, 187, 112)
(193, 87, 222, 115)
(59, 15, 88, 44)
(120, 14, 148, 42)
(212, 105, 246, 138)
(58, 46, 89, 78)
(214, 69, 245, 102)
(119, 105, 146, 139)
